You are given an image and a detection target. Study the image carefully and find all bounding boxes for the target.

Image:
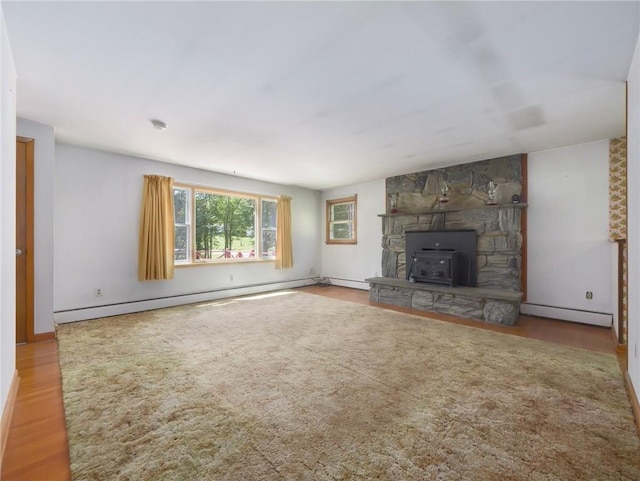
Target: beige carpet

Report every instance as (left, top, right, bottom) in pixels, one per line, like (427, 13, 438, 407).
(57, 290, 640, 480)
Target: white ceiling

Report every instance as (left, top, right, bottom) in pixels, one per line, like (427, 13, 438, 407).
(3, 1, 639, 190)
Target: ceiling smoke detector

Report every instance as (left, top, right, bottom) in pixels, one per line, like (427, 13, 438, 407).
(150, 119, 167, 131)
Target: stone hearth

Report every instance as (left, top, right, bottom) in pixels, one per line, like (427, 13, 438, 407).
(366, 277, 522, 326)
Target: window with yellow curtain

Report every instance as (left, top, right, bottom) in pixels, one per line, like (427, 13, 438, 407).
(138, 175, 175, 280)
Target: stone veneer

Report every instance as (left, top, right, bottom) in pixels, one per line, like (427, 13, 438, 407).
(382, 205, 525, 290)
(373, 154, 526, 325)
(383, 154, 525, 291)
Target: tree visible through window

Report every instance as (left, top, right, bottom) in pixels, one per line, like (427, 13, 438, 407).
(173, 185, 277, 263)
(174, 188, 190, 261)
(326, 196, 357, 244)
(195, 192, 255, 259)
(261, 200, 277, 257)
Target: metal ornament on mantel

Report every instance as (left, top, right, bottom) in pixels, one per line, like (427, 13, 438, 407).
(437, 180, 450, 209)
(388, 192, 399, 213)
(486, 181, 497, 205)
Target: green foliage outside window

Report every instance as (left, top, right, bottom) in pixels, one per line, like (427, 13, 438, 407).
(195, 193, 255, 259)
(173, 186, 277, 262)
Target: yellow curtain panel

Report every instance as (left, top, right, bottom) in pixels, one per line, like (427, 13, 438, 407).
(276, 195, 293, 269)
(138, 175, 175, 281)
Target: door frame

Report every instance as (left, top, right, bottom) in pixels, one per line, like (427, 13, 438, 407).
(17, 136, 35, 343)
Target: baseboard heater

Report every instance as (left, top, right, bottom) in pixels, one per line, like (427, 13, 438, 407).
(520, 303, 613, 327)
(54, 278, 316, 324)
(325, 277, 370, 290)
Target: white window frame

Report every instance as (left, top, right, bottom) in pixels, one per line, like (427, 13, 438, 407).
(173, 183, 278, 265)
(260, 198, 277, 259)
(173, 186, 192, 264)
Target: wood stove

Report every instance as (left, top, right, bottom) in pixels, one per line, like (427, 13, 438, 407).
(406, 230, 477, 287)
(410, 250, 459, 286)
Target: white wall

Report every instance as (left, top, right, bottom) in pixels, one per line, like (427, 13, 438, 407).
(16, 118, 54, 335)
(53, 144, 321, 324)
(627, 35, 640, 400)
(320, 180, 385, 289)
(525, 141, 612, 321)
(0, 7, 17, 423)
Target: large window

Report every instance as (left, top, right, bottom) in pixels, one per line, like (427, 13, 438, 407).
(326, 195, 357, 244)
(173, 184, 277, 264)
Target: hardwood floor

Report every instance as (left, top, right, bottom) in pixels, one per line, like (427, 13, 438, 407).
(1, 286, 619, 481)
(299, 286, 617, 354)
(2, 341, 70, 481)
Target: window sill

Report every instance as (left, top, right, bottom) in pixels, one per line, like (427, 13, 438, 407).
(175, 258, 276, 268)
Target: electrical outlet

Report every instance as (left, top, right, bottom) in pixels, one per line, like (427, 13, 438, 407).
(586, 291, 593, 300)
(635, 343, 638, 359)
(229, 274, 234, 281)
(95, 288, 103, 297)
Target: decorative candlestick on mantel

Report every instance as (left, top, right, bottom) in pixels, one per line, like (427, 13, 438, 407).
(388, 192, 399, 213)
(437, 181, 450, 209)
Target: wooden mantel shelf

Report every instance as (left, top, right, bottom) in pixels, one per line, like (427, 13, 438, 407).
(378, 202, 528, 217)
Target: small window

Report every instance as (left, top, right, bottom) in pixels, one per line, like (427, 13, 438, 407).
(326, 196, 357, 244)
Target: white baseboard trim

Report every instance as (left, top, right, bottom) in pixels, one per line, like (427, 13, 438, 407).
(520, 303, 613, 327)
(1, 370, 19, 471)
(325, 277, 370, 291)
(54, 279, 316, 323)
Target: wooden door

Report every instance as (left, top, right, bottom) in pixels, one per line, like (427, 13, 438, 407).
(16, 137, 34, 344)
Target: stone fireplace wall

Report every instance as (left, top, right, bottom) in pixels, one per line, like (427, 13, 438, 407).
(382, 155, 525, 292)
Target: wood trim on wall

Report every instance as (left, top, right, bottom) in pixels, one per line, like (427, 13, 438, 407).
(32, 332, 56, 343)
(0, 371, 20, 470)
(613, 325, 628, 350)
(613, 323, 629, 372)
(520, 154, 528, 302)
(615, 240, 626, 345)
